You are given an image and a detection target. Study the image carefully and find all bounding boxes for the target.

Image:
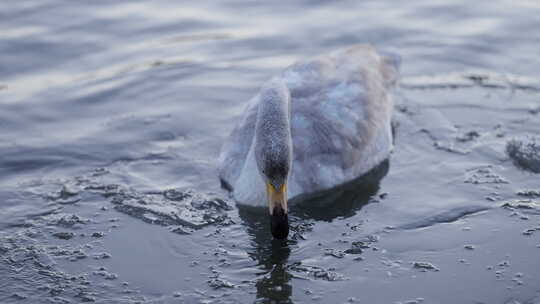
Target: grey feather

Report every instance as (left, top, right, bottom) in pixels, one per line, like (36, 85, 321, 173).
(218, 44, 399, 205)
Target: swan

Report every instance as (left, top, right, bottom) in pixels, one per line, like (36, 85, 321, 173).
(218, 45, 400, 239)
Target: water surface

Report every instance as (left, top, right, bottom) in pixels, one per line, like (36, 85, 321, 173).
(1, 1, 540, 303)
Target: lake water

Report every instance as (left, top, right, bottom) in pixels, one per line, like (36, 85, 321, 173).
(1, 1, 540, 303)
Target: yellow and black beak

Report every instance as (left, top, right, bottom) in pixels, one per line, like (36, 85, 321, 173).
(266, 182, 289, 239)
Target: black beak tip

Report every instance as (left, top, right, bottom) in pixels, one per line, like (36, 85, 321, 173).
(270, 207, 289, 239)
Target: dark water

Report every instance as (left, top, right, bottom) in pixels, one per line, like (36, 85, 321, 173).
(2, 1, 540, 303)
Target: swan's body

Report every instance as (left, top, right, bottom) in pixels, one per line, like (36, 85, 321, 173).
(218, 45, 399, 212)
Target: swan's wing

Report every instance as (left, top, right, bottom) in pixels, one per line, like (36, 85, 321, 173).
(219, 45, 399, 195)
(282, 45, 398, 196)
(217, 95, 259, 189)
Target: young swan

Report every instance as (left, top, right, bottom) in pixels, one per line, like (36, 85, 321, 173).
(218, 45, 399, 239)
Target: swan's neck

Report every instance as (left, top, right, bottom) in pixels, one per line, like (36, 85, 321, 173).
(233, 80, 293, 206)
(254, 79, 293, 187)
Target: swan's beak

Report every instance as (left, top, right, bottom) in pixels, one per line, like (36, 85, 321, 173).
(266, 182, 289, 239)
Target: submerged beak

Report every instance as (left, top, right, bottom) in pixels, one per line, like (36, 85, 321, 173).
(266, 182, 289, 239)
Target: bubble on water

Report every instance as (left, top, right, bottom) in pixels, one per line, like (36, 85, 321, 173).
(173, 291, 183, 297)
(52, 214, 90, 228)
(501, 200, 540, 215)
(169, 225, 194, 235)
(511, 277, 524, 285)
(464, 166, 509, 185)
(412, 262, 440, 272)
(522, 227, 540, 236)
(324, 249, 345, 258)
(456, 130, 480, 143)
(207, 277, 235, 289)
(92, 252, 112, 259)
(53, 231, 76, 240)
(46, 183, 83, 205)
(91, 231, 105, 238)
(85, 183, 122, 196)
(516, 189, 540, 198)
(344, 247, 363, 255)
(397, 299, 424, 304)
(354, 256, 365, 261)
(498, 260, 510, 267)
(287, 262, 345, 281)
(345, 236, 378, 255)
(289, 220, 314, 240)
(433, 141, 470, 155)
(93, 269, 118, 280)
(67, 249, 87, 261)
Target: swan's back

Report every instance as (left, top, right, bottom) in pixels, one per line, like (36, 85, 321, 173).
(219, 45, 400, 202)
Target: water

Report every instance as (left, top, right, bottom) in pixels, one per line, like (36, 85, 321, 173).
(1, 1, 540, 303)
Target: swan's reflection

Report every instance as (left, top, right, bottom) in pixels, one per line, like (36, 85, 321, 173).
(237, 159, 389, 303)
(238, 207, 293, 303)
(290, 159, 389, 221)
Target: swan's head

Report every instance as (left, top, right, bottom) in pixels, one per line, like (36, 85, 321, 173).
(254, 80, 292, 239)
(262, 163, 289, 240)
